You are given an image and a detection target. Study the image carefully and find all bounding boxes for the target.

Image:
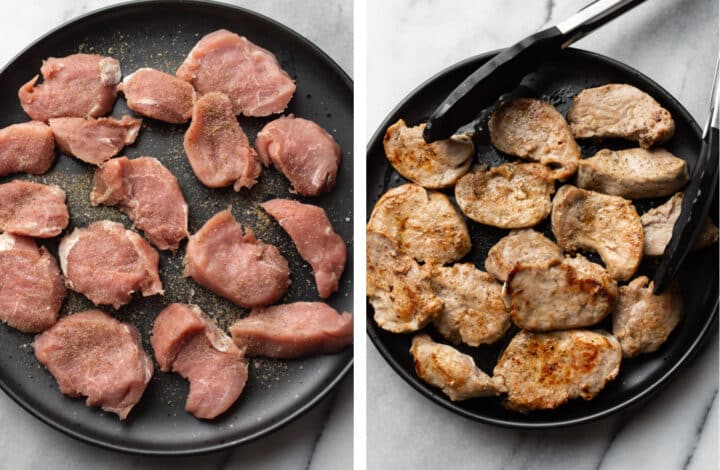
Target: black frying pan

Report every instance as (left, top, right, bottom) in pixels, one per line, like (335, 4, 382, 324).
(0, 0, 352, 455)
(367, 48, 718, 428)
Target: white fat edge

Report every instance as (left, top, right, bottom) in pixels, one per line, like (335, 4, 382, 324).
(57, 230, 80, 275)
(135, 98, 158, 106)
(0, 233, 16, 252)
(99, 58, 122, 86)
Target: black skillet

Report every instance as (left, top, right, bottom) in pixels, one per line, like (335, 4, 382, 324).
(0, 0, 353, 455)
(367, 48, 718, 428)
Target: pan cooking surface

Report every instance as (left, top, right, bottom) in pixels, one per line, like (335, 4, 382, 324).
(366, 48, 717, 428)
(0, 0, 353, 454)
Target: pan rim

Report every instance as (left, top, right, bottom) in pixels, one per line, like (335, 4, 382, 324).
(366, 47, 718, 430)
(0, 0, 353, 456)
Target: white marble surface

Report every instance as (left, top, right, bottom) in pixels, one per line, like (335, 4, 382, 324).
(367, 0, 718, 469)
(0, 1, 352, 469)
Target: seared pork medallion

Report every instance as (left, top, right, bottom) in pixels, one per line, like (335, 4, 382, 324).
(455, 163, 555, 229)
(410, 334, 506, 401)
(503, 255, 618, 331)
(255, 115, 341, 196)
(577, 148, 688, 199)
(428, 263, 510, 347)
(59, 221, 163, 309)
(19, 54, 120, 121)
(262, 199, 346, 298)
(184, 92, 261, 191)
(552, 185, 643, 281)
(34, 310, 153, 420)
(0, 233, 65, 333)
(383, 119, 473, 188)
(0, 181, 68, 238)
(184, 210, 290, 308)
(118, 68, 195, 124)
(366, 231, 441, 333)
(640, 193, 719, 256)
(49, 115, 142, 165)
(177, 29, 295, 116)
(613, 276, 683, 358)
(368, 184, 470, 264)
(0, 121, 56, 177)
(152, 304, 248, 420)
(489, 98, 581, 180)
(494, 330, 622, 412)
(485, 229, 563, 282)
(91, 157, 189, 251)
(567, 84, 675, 148)
(230, 302, 353, 359)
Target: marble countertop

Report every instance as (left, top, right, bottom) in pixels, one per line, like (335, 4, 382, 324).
(367, 0, 718, 469)
(0, 1, 352, 469)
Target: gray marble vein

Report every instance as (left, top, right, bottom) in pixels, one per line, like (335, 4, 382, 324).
(0, 1, 352, 469)
(367, 0, 718, 469)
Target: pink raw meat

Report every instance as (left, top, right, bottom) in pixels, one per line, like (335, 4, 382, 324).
(262, 199, 346, 298)
(230, 302, 353, 359)
(176, 29, 295, 116)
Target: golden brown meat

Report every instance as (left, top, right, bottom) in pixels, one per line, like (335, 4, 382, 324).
(503, 255, 618, 331)
(455, 163, 555, 229)
(577, 148, 688, 199)
(366, 231, 441, 333)
(493, 330, 621, 412)
(428, 263, 510, 347)
(383, 119, 473, 189)
(551, 185, 643, 281)
(411, 334, 506, 401)
(567, 84, 675, 148)
(485, 229, 563, 282)
(640, 193, 719, 256)
(489, 98, 580, 181)
(612, 276, 683, 358)
(367, 184, 471, 264)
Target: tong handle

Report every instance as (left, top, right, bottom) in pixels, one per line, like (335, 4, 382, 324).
(557, 0, 647, 46)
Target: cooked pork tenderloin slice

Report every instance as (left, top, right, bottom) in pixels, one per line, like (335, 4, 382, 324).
(577, 148, 688, 199)
(493, 330, 621, 412)
(230, 302, 353, 358)
(59, 221, 163, 309)
(552, 185, 643, 281)
(0, 181, 68, 238)
(255, 115, 341, 196)
(489, 98, 581, 180)
(567, 84, 675, 148)
(118, 68, 195, 123)
(183, 92, 261, 191)
(0, 233, 65, 333)
(49, 115, 141, 165)
(176, 29, 295, 117)
(91, 157, 189, 251)
(383, 119, 473, 189)
(455, 163, 555, 229)
(19, 54, 120, 121)
(261, 199, 346, 298)
(184, 210, 290, 308)
(428, 263, 510, 347)
(34, 310, 153, 420)
(485, 229, 563, 282)
(410, 334, 507, 401)
(366, 230, 442, 333)
(151, 304, 248, 419)
(368, 183, 470, 264)
(640, 193, 719, 256)
(0, 121, 56, 177)
(612, 276, 683, 358)
(503, 255, 618, 331)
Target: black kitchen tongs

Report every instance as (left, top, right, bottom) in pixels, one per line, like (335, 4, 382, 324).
(653, 60, 720, 294)
(422, 0, 647, 143)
